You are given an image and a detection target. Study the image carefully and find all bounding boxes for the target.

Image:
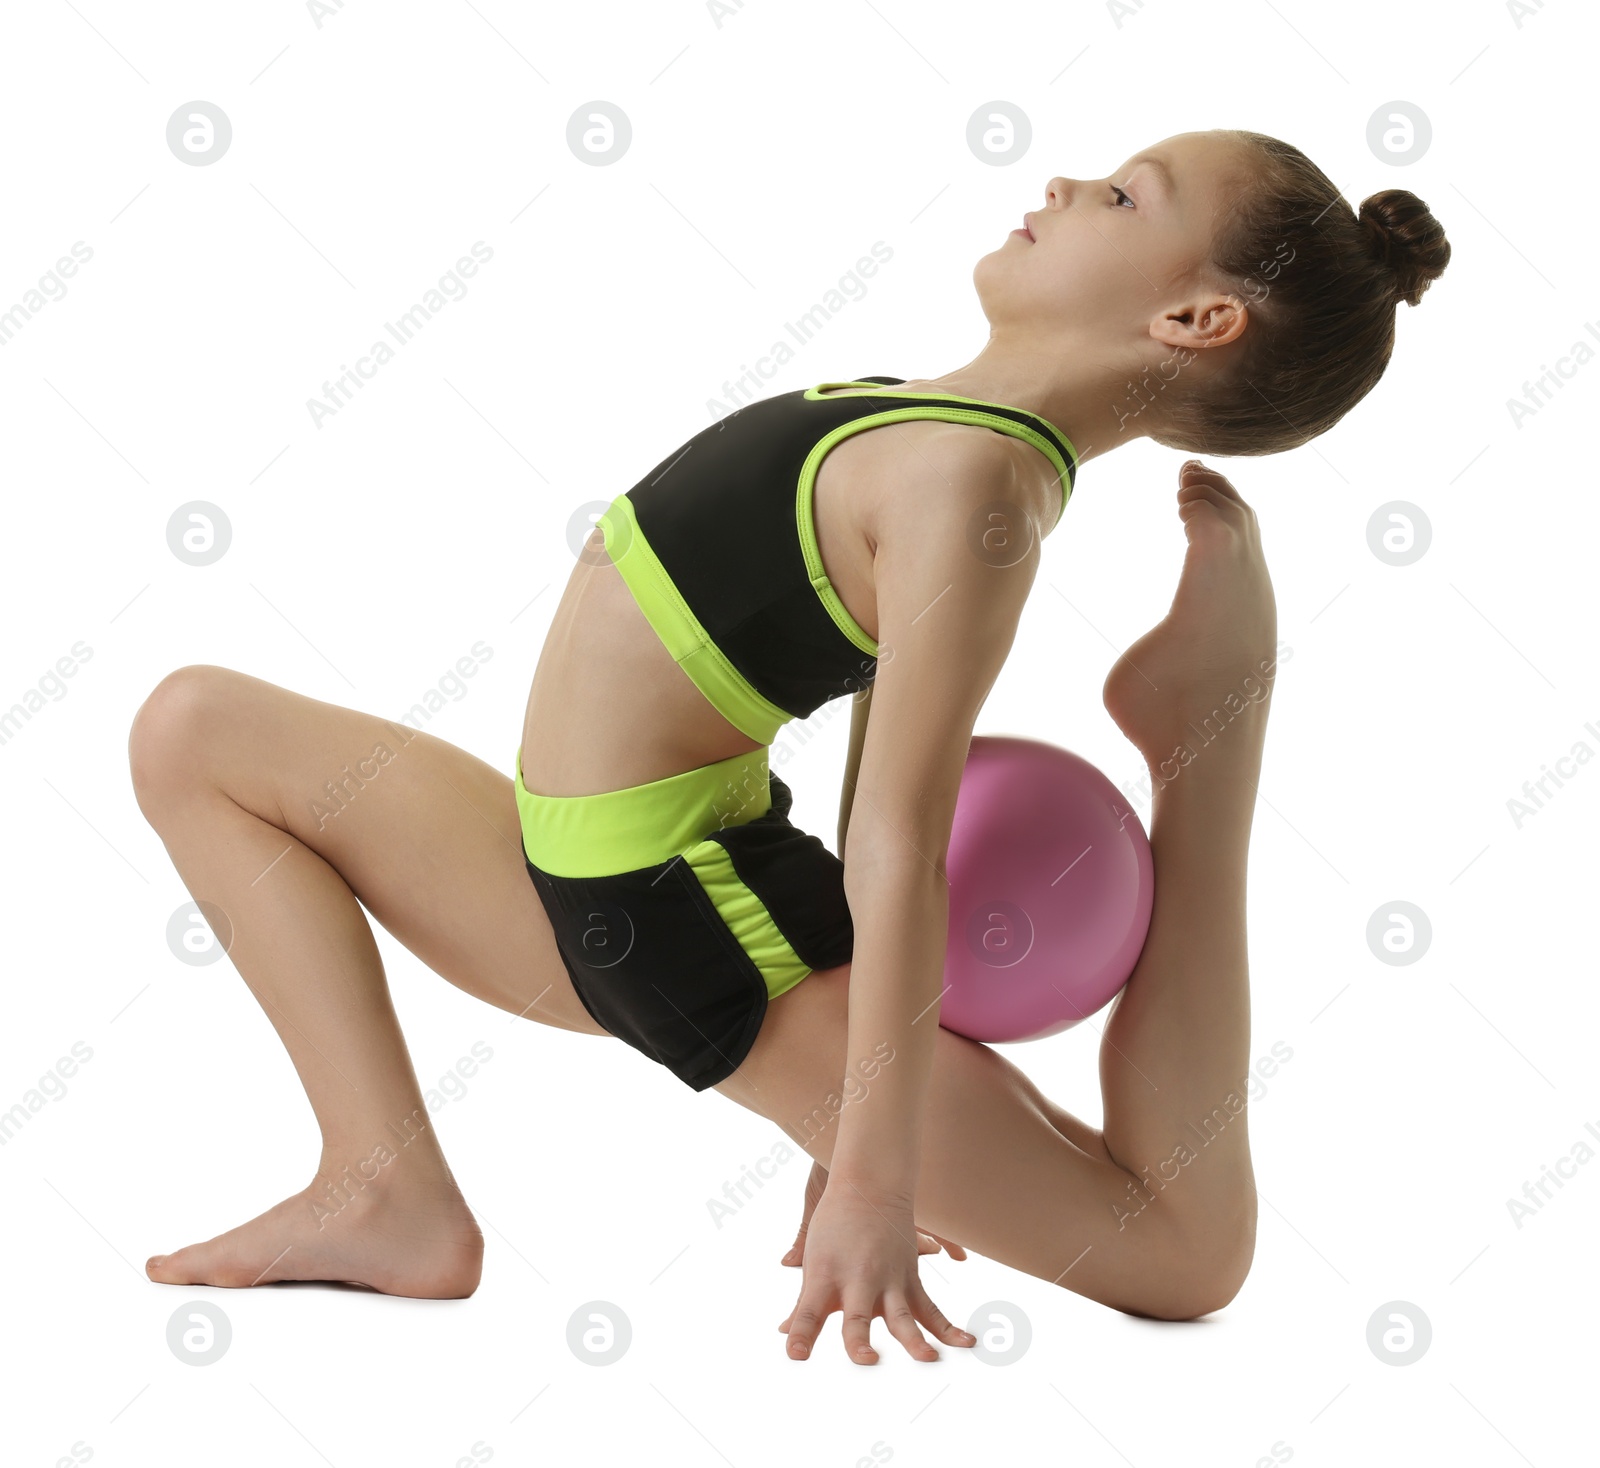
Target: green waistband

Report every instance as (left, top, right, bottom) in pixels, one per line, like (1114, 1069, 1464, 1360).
(515, 744, 772, 877)
(597, 492, 794, 746)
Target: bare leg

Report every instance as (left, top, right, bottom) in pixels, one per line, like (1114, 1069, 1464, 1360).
(129, 667, 606, 1296)
(725, 462, 1275, 1324)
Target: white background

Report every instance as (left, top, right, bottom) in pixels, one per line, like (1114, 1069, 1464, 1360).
(2, 0, 1595, 1464)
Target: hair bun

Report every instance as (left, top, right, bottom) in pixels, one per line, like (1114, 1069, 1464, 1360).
(1358, 190, 1451, 307)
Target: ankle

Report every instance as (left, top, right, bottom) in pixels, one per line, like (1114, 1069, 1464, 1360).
(1140, 711, 1267, 790)
(312, 1128, 459, 1208)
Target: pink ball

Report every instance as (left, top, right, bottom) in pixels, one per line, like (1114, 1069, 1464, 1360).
(940, 735, 1154, 1043)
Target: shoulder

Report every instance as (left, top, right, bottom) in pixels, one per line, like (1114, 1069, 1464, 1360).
(872, 421, 1053, 554)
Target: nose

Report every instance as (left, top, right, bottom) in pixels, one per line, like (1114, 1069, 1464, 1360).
(1042, 176, 1072, 210)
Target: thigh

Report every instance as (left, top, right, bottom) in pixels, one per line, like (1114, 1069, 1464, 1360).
(131, 664, 608, 1037)
(715, 966, 1204, 1319)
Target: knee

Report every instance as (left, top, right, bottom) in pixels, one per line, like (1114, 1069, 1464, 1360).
(1148, 1201, 1258, 1321)
(128, 664, 235, 808)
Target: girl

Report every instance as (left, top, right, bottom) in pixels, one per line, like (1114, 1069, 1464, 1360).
(131, 128, 1449, 1364)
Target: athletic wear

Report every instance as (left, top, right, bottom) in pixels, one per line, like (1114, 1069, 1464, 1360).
(595, 377, 1079, 745)
(517, 376, 1079, 1089)
(517, 746, 852, 1090)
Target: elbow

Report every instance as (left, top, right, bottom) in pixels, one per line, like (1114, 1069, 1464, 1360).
(842, 825, 950, 903)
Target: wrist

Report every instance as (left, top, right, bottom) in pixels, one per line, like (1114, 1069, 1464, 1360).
(822, 1159, 917, 1210)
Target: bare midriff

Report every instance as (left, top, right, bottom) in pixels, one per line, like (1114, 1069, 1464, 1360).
(517, 385, 992, 798)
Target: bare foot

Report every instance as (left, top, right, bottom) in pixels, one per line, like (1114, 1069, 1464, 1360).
(146, 1162, 485, 1299)
(1102, 460, 1278, 765)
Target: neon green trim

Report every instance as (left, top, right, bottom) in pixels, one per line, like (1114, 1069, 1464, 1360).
(804, 382, 1078, 528)
(796, 403, 1079, 653)
(515, 743, 771, 878)
(681, 838, 811, 1001)
(597, 492, 794, 745)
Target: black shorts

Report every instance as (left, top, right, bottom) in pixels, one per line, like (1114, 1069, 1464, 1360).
(515, 745, 854, 1091)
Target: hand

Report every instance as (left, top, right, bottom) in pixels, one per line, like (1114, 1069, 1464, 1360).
(778, 1176, 976, 1363)
(781, 1161, 967, 1267)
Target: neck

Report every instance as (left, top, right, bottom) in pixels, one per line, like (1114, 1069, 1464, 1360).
(920, 334, 1161, 468)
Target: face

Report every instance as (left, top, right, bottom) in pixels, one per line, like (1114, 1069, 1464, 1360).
(974, 130, 1254, 356)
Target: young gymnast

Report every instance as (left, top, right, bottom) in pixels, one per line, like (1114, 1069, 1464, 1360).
(130, 129, 1449, 1364)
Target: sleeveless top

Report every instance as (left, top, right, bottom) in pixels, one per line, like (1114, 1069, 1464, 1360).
(594, 376, 1079, 746)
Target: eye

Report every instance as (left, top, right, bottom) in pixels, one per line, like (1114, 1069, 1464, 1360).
(1109, 183, 1134, 208)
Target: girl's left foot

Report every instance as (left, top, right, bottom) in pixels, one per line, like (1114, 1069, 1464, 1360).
(146, 1156, 485, 1299)
(1102, 461, 1278, 765)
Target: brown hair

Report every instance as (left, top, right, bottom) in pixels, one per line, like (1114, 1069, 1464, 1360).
(1155, 129, 1452, 457)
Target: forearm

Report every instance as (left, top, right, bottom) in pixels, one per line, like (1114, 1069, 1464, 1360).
(829, 858, 949, 1199)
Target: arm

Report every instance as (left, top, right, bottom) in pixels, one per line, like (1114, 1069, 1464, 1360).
(837, 680, 872, 857)
(828, 438, 1038, 1200)
(781, 429, 1041, 1364)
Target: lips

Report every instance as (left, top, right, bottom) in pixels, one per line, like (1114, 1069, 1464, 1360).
(1022, 213, 1035, 241)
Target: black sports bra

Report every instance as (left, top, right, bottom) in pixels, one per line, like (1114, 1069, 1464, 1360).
(593, 376, 1079, 745)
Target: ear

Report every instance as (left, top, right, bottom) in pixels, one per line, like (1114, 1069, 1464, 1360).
(1148, 293, 1248, 351)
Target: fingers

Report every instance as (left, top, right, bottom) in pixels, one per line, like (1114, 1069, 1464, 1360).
(784, 1297, 824, 1360)
(910, 1278, 978, 1350)
(781, 1288, 974, 1363)
(881, 1293, 938, 1363)
(925, 1230, 968, 1261)
(842, 1300, 880, 1365)
(782, 1161, 829, 1267)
